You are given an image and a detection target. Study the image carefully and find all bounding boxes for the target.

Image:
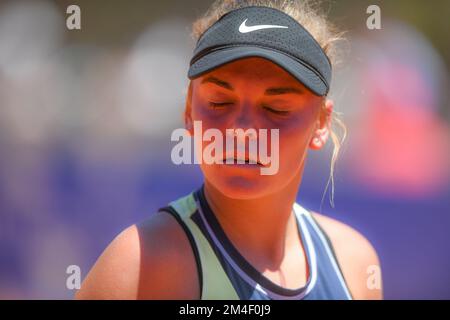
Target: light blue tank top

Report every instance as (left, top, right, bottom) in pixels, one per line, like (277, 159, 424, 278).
(159, 186, 352, 300)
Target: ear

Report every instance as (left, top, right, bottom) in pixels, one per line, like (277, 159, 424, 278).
(309, 99, 333, 150)
(184, 82, 194, 136)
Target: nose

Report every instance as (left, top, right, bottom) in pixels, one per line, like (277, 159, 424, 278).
(230, 100, 257, 132)
(226, 128, 257, 140)
(225, 102, 258, 158)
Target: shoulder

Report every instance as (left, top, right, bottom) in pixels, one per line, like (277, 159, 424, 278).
(75, 210, 200, 299)
(310, 212, 383, 300)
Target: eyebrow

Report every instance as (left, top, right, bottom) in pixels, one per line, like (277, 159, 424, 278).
(200, 76, 234, 90)
(200, 76, 304, 95)
(264, 87, 304, 95)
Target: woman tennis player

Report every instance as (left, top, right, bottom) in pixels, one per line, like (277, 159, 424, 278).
(76, 0, 382, 300)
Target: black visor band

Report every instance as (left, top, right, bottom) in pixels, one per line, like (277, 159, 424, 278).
(188, 6, 332, 96)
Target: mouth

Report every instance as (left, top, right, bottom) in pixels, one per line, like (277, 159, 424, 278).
(223, 156, 264, 166)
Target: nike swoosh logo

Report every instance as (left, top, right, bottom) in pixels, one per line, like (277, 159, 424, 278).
(238, 18, 288, 33)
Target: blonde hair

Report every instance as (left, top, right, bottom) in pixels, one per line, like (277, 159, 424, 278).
(190, 0, 347, 208)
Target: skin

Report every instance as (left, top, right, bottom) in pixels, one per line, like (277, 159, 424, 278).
(76, 57, 382, 300)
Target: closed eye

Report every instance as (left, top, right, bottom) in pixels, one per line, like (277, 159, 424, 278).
(262, 105, 290, 115)
(209, 101, 233, 108)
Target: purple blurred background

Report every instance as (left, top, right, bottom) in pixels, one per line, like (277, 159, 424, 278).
(0, 0, 449, 299)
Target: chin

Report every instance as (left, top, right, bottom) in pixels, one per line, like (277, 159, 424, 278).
(203, 166, 281, 200)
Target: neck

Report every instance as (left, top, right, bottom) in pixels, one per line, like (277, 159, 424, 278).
(203, 167, 304, 268)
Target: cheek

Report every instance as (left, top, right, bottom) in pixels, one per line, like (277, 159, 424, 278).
(277, 111, 318, 169)
(278, 129, 309, 170)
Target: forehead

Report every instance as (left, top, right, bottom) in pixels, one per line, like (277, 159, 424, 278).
(195, 57, 307, 90)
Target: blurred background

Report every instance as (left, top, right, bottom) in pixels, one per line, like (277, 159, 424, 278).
(0, 0, 449, 299)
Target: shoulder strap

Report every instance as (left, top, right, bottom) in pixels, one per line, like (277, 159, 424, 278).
(161, 193, 239, 300)
(158, 205, 203, 296)
(298, 207, 353, 300)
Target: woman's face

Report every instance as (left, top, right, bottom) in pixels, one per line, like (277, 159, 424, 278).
(186, 57, 332, 199)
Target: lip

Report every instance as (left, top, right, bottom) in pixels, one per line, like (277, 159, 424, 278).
(222, 157, 264, 166)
